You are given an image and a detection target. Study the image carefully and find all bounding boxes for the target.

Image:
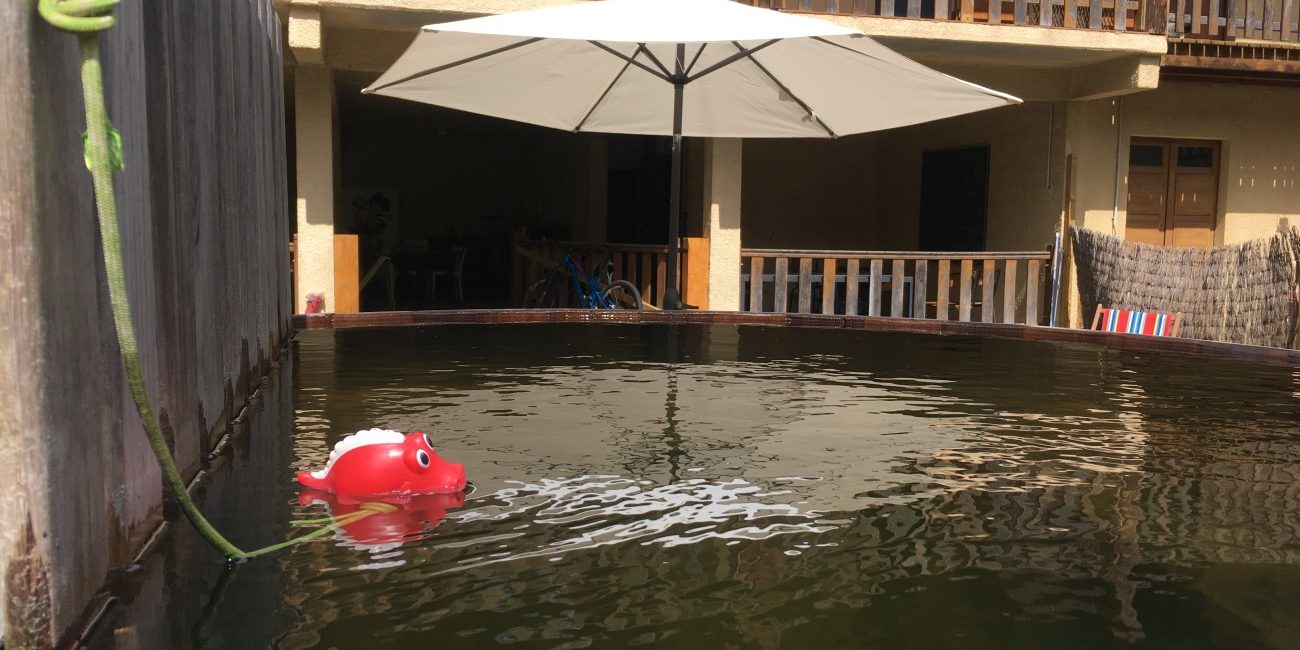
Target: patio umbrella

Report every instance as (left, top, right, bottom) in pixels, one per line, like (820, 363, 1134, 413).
(365, 0, 1020, 309)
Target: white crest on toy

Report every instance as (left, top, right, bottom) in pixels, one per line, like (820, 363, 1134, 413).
(310, 428, 405, 480)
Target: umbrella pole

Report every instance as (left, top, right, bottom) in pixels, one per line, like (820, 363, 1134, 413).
(662, 44, 686, 310)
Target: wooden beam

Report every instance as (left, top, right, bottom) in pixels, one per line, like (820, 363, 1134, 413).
(333, 234, 360, 313)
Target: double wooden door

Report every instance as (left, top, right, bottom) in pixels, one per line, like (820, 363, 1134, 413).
(1125, 138, 1220, 248)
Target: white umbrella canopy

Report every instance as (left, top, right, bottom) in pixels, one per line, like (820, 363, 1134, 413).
(365, 0, 1019, 138)
(365, 0, 1021, 307)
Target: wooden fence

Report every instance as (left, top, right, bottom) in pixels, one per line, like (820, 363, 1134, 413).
(741, 0, 1167, 33)
(0, 1, 288, 645)
(513, 239, 679, 309)
(741, 249, 1053, 325)
(742, 0, 1300, 42)
(1167, 0, 1300, 41)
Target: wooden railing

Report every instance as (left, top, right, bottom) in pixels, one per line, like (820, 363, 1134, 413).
(512, 239, 680, 308)
(1167, 0, 1299, 41)
(740, 0, 1167, 34)
(741, 249, 1054, 325)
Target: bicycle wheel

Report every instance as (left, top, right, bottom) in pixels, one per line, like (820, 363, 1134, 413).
(523, 277, 559, 308)
(599, 280, 642, 310)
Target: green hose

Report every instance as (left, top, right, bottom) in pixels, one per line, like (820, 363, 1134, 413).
(38, 0, 388, 561)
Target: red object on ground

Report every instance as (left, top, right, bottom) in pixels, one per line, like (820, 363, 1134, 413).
(297, 488, 465, 548)
(297, 429, 467, 498)
(305, 293, 325, 314)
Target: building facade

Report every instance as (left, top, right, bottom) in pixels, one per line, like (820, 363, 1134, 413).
(278, 0, 1300, 324)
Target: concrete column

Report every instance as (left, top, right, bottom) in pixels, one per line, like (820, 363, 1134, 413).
(294, 64, 337, 313)
(704, 139, 744, 311)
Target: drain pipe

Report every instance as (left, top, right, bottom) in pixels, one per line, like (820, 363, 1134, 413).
(1110, 97, 1124, 236)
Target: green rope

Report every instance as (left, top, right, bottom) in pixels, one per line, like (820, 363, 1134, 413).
(39, 0, 386, 562)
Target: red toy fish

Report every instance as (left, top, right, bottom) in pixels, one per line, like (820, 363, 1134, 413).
(297, 429, 466, 498)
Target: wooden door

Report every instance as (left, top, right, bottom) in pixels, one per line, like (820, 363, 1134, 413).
(1125, 138, 1220, 248)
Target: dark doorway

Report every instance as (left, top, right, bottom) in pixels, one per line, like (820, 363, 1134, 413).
(606, 136, 671, 245)
(918, 145, 989, 251)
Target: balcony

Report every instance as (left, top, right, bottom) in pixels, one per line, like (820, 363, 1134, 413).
(739, 0, 1300, 44)
(739, 0, 1165, 32)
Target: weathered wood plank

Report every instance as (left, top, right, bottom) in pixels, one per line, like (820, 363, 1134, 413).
(1065, 0, 1078, 27)
(961, 0, 976, 19)
(891, 259, 906, 317)
(656, 254, 667, 307)
(868, 259, 883, 317)
(1090, 0, 1104, 27)
(935, 0, 951, 18)
(1003, 259, 1019, 324)
(1027, 259, 1042, 325)
(640, 252, 653, 305)
(845, 258, 860, 316)
(936, 259, 951, 321)
(822, 257, 837, 314)
(958, 259, 974, 322)
(797, 257, 813, 314)
(749, 256, 763, 312)
(774, 257, 790, 312)
(981, 259, 997, 323)
(1015, 0, 1028, 23)
(912, 260, 928, 318)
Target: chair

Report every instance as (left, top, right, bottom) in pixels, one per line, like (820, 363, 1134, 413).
(1091, 304, 1182, 337)
(429, 244, 466, 303)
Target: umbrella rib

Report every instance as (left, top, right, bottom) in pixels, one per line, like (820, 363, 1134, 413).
(574, 54, 635, 132)
(732, 41, 838, 138)
(636, 44, 675, 80)
(588, 41, 671, 82)
(366, 37, 544, 93)
(810, 36, 900, 70)
(684, 43, 708, 77)
(683, 39, 779, 84)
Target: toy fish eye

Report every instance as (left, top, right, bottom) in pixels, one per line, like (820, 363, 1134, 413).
(423, 433, 434, 449)
(416, 449, 431, 468)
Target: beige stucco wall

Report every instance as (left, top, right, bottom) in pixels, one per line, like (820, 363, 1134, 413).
(704, 139, 744, 311)
(295, 65, 338, 312)
(741, 135, 883, 249)
(742, 101, 1065, 253)
(1068, 80, 1300, 245)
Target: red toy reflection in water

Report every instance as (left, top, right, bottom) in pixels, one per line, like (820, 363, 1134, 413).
(298, 488, 465, 549)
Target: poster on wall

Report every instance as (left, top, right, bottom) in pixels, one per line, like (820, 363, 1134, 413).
(338, 188, 400, 257)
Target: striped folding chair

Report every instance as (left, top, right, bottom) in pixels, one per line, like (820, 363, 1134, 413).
(1091, 304, 1183, 337)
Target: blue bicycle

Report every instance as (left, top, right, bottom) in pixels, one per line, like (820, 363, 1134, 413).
(524, 253, 643, 309)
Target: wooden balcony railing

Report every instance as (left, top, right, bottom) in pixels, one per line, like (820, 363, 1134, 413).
(1167, 0, 1299, 41)
(740, 0, 1167, 33)
(512, 239, 680, 309)
(741, 249, 1054, 325)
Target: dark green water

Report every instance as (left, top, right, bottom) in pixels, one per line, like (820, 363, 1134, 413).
(119, 324, 1300, 649)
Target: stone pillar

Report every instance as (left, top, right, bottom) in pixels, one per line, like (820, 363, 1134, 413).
(704, 138, 744, 311)
(293, 65, 337, 313)
(290, 6, 335, 313)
